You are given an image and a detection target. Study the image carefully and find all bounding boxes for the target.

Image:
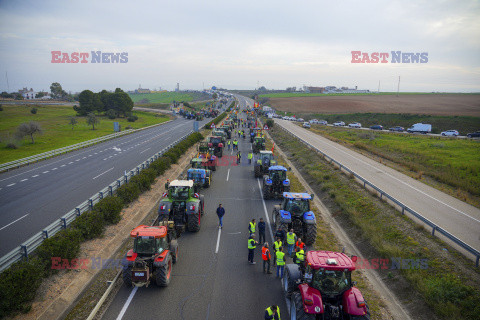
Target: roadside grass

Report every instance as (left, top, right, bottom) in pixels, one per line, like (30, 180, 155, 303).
(263, 137, 386, 319)
(306, 125, 480, 207)
(258, 92, 478, 99)
(286, 113, 480, 136)
(0, 105, 169, 164)
(269, 126, 480, 319)
(128, 91, 210, 104)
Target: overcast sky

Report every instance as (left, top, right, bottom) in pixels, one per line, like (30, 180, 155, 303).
(0, 0, 479, 93)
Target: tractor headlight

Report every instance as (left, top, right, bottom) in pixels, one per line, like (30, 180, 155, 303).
(266, 179, 272, 185)
(283, 180, 290, 186)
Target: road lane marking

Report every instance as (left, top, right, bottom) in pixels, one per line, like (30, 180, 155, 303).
(32, 174, 39, 178)
(52, 168, 57, 170)
(226, 168, 230, 181)
(61, 164, 66, 167)
(7, 183, 15, 187)
(93, 167, 114, 180)
(20, 179, 28, 182)
(285, 122, 480, 224)
(215, 228, 222, 254)
(43, 171, 49, 174)
(140, 148, 151, 154)
(69, 162, 74, 164)
(115, 286, 138, 320)
(0, 214, 29, 231)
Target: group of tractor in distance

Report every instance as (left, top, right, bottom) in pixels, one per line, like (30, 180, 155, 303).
(175, 103, 220, 120)
(121, 102, 371, 320)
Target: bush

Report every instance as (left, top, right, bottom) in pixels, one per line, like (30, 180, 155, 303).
(116, 182, 141, 204)
(36, 228, 83, 270)
(129, 173, 152, 192)
(5, 142, 17, 149)
(106, 109, 117, 119)
(93, 196, 124, 224)
(150, 157, 171, 175)
(71, 211, 105, 240)
(30, 107, 37, 114)
(163, 149, 180, 164)
(127, 115, 138, 122)
(0, 257, 45, 318)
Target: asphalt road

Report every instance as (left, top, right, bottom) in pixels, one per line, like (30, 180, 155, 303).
(275, 118, 480, 256)
(0, 101, 229, 257)
(102, 98, 290, 320)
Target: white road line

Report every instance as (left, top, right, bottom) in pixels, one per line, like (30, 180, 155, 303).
(288, 124, 480, 224)
(20, 179, 28, 182)
(0, 214, 29, 231)
(215, 228, 222, 254)
(76, 159, 80, 161)
(92, 167, 114, 180)
(52, 168, 57, 170)
(226, 169, 230, 181)
(140, 148, 151, 155)
(7, 183, 15, 187)
(256, 179, 274, 244)
(61, 165, 66, 167)
(32, 174, 39, 178)
(42, 171, 49, 174)
(115, 286, 138, 320)
(69, 162, 74, 164)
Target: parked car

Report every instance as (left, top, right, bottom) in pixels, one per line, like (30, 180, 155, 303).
(407, 123, 432, 134)
(318, 120, 328, 125)
(282, 116, 289, 120)
(303, 122, 311, 128)
(467, 131, 480, 138)
(441, 130, 459, 137)
(348, 122, 362, 128)
(297, 118, 305, 122)
(389, 126, 404, 132)
(309, 119, 319, 124)
(333, 121, 345, 126)
(370, 125, 384, 130)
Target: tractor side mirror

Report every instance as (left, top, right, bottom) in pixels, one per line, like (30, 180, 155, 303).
(352, 281, 357, 286)
(288, 167, 292, 171)
(165, 182, 170, 189)
(310, 193, 314, 200)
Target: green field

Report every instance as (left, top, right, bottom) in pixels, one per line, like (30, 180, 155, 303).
(308, 125, 480, 203)
(259, 92, 479, 98)
(292, 113, 480, 135)
(128, 91, 210, 104)
(0, 105, 169, 164)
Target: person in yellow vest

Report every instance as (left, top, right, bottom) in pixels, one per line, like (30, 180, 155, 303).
(248, 234, 258, 264)
(294, 245, 305, 265)
(273, 237, 282, 266)
(247, 151, 253, 164)
(276, 246, 286, 278)
(261, 242, 272, 274)
(264, 304, 280, 320)
(248, 218, 256, 237)
(227, 139, 231, 150)
(286, 229, 297, 257)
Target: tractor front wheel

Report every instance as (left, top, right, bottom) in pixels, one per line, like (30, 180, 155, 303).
(254, 166, 261, 178)
(263, 186, 270, 200)
(291, 292, 315, 320)
(188, 213, 201, 232)
(123, 266, 132, 287)
(155, 254, 173, 287)
(305, 223, 317, 245)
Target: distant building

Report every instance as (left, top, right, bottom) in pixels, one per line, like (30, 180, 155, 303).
(305, 86, 325, 93)
(19, 88, 36, 99)
(135, 87, 151, 94)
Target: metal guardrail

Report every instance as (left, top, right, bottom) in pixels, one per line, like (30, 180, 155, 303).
(277, 123, 480, 267)
(0, 130, 193, 272)
(0, 121, 172, 173)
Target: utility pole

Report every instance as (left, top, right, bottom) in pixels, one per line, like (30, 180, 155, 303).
(6, 71, 10, 92)
(378, 80, 380, 93)
(397, 76, 400, 97)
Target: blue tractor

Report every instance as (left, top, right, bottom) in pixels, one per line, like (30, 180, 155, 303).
(186, 168, 211, 192)
(262, 165, 290, 199)
(272, 192, 317, 245)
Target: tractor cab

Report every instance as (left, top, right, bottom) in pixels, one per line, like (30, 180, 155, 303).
(252, 136, 266, 152)
(187, 168, 211, 192)
(262, 165, 290, 199)
(282, 192, 312, 214)
(131, 225, 169, 257)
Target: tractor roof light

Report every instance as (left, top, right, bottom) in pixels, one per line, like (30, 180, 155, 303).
(326, 258, 338, 265)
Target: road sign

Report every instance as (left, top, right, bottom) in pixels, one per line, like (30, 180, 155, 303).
(263, 125, 269, 130)
(210, 123, 216, 129)
(194, 121, 199, 132)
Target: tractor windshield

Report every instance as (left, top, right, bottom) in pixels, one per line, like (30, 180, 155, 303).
(188, 171, 203, 181)
(169, 186, 190, 200)
(210, 137, 221, 144)
(311, 269, 351, 295)
(270, 170, 286, 181)
(134, 236, 157, 255)
(284, 198, 310, 213)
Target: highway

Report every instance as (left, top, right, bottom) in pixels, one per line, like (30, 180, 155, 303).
(0, 102, 228, 257)
(275, 118, 480, 256)
(101, 97, 290, 320)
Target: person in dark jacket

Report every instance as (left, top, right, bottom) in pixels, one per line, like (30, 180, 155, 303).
(274, 228, 285, 242)
(264, 305, 280, 320)
(258, 218, 266, 244)
(216, 204, 225, 228)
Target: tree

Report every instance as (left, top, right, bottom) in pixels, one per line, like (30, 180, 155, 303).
(35, 92, 48, 99)
(86, 113, 99, 130)
(16, 121, 42, 143)
(31, 107, 37, 114)
(50, 82, 64, 99)
(69, 117, 78, 130)
(212, 93, 218, 100)
(76, 90, 96, 115)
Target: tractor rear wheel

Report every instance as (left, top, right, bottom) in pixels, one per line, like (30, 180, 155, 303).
(254, 166, 261, 178)
(272, 210, 279, 230)
(263, 187, 270, 199)
(170, 240, 179, 263)
(283, 265, 300, 298)
(123, 266, 132, 287)
(291, 292, 315, 320)
(155, 254, 173, 287)
(305, 223, 317, 245)
(188, 213, 201, 232)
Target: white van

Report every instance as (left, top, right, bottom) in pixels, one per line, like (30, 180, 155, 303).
(407, 123, 432, 134)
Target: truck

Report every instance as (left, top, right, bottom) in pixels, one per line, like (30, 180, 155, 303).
(407, 123, 432, 134)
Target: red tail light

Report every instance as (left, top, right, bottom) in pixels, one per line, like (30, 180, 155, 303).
(304, 299, 314, 306)
(190, 205, 195, 210)
(218, 143, 223, 148)
(357, 301, 365, 308)
(160, 205, 166, 210)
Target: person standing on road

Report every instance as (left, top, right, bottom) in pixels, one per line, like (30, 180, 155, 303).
(274, 228, 285, 243)
(264, 305, 280, 320)
(286, 229, 297, 257)
(258, 218, 266, 244)
(216, 204, 225, 229)
(236, 151, 241, 164)
(261, 242, 272, 274)
(276, 246, 286, 278)
(227, 140, 231, 150)
(294, 246, 305, 273)
(273, 237, 282, 266)
(248, 218, 256, 237)
(247, 151, 253, 164)
(248, 234, 258, 264)
(296, 238, 305, 251)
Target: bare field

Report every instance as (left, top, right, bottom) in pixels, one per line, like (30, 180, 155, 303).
(269, 94, 480, 116)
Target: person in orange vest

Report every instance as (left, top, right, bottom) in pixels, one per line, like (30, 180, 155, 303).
(295, 238, 305, 251)
(261, 242, 272, 274)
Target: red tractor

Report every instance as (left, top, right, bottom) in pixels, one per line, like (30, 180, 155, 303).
(283, 251, 370, 320)
(122, 223, 178, 287)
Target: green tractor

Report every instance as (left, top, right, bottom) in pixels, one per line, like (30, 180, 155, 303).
(254, 150, 277, 178)
(252, 136, 266, 153)
(158, 180, 204, 235)
(262, 165, 290, 199)
(191, 157, 216, 172)
(186, 168, 211, 192)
